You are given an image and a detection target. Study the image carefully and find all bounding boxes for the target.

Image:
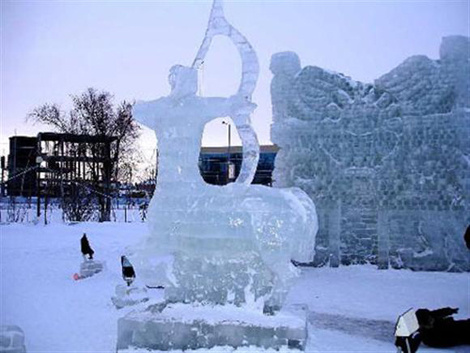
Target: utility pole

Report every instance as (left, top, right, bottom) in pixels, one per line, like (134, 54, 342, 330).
(0, 156, 5, 197)
(36, 135, 43, 219)
(36, 170, 40, 217)
(44, 190, 48, 225)
(222, 121, 232, 183)
(36, 156, 42, 219)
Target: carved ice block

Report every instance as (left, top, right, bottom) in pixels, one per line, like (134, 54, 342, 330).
(117, 303, 309, 351)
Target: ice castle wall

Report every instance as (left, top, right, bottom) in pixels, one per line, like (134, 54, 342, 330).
(270, 36, 470, 271)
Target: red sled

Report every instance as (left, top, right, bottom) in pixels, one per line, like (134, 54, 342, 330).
(73, 273, 83, 281)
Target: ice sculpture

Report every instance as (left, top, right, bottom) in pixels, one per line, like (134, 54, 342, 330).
(132, 0, 317, 312)
(119, 2, 317, 350)
(270, 36, 470, 271)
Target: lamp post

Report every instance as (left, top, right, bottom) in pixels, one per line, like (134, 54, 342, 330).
(222, 121, 232, 183)
(222, 121, 231, 160)
(0, 156, 5, 197)
(35, 155, 43, 218)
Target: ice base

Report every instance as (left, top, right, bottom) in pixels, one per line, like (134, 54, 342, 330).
(117, 303, 308, 351)
(112, 284, 150, 309)
(79, 259, 104, 278)
(0, 325, 26, 353)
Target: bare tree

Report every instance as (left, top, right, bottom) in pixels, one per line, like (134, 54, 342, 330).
(29, 88, 140, 221)
(62, 184, 98, 222)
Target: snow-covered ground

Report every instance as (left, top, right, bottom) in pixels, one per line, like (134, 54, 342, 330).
(1, 223, 469, 352)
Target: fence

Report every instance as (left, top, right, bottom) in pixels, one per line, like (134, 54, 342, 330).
(0, 197, 148, 224)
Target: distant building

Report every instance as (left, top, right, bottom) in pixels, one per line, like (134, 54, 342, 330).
(7, 133, 116, 197)
(199, 145, 278, 186)
(7, 136, 37, 197)
(136, 145, 279, 197)
(7, 134, 278, 198)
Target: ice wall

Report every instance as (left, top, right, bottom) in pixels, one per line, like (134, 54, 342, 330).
(271, 36, 470, 271)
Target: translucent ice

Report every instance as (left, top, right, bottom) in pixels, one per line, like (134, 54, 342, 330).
(132, 0, 317, 311)
(193, 0, 260, 184)
(269, 37, 470, 271)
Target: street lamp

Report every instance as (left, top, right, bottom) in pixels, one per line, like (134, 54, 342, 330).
(222, 121, 231, 161)
(222, 121, 233, 183)
(35, 155, 43, 218)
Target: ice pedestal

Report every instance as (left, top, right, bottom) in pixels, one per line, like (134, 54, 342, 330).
(79, 259, 104, 278)
(117, 303, 308, 351)
(112, 284, 149, 309)
(0, 325, 26, 353)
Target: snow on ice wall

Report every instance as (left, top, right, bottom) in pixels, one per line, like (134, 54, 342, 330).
(271, 36, 470, 271)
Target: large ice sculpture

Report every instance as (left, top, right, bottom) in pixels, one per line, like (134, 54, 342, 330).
(118, 2, 317, 350)
(270, 36, 470, 271)
(132, 0, 317, 312)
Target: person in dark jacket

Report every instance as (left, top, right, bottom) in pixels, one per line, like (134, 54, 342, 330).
(416, 307, 470, 348)
(395, 333, 421, 353)
(464, 225, 470, 250)
(121, 256, 136, 286)
(395, 307, 470, 353)
(80, 233, 94, 260)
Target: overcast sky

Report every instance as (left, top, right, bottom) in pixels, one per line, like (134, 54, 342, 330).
(1, 0, 469, 159)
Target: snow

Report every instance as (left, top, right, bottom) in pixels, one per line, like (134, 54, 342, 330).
(1, 222, 469, 352)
